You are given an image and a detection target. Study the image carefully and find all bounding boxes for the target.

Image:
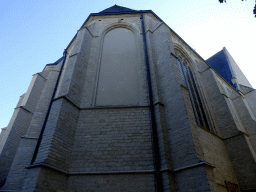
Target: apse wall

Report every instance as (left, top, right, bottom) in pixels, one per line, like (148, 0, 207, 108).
(66, 15, 155, 191)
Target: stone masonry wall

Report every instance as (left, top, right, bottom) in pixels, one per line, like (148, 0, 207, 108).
(67, 174, 155, 192)
(200, 68, 256, 190)
(150, 18, 212, 191)
(192, 126, 238, 191)
(69, 108, 153, 173)
(245, 90, 256, 118)
(2, 10, 256, 192)
(0, 71, 48, 182)
(66, 107, 155, 191)
(2, 64, 61, 190)
(0, 108, 33, 181)
(170, 31, 241, 191)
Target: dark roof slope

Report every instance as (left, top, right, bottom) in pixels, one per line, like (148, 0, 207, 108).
(44, 56, 64, 70)
(206, 49, 237, 89)
(99, 5, 137, 13)
(45, 56, 64, 66)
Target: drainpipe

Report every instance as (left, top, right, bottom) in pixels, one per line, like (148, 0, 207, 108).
(140, 12, 164, 192)
(31, 49, 68, 164)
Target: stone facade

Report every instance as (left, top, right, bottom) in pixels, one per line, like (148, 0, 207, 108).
(0, 5, 256, 192)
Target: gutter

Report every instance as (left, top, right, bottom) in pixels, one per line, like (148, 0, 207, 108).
(30, 49, 68, 164)
(141, 12, 164, 192)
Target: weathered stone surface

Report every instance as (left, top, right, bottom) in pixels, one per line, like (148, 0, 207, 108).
(1, 5, 256, 192)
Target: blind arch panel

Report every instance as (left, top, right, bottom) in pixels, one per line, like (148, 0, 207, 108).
(96, 27, 139, 106)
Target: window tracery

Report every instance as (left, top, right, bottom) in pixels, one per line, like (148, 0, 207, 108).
(175, 49, 215, 133)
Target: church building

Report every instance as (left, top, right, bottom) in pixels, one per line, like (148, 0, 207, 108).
(1, 5, 256, 192)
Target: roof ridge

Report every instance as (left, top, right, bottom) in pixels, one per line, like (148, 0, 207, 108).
(99, 5, 137, 13)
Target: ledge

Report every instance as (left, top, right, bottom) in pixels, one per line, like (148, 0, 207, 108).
(198, 67, 210, 74)
(153, 102, 164, 107)
(81, 105, 150, 110)
(34, 73, 47, 81)
(170, 52, 178, 59)
(27, 163, 155, 176)
(69, 53, 78, 58)
(53, 96, 80, 110)
(27, 161, 215, 177)
(85, 26, 94, 37)
(180, 84, 189, 91)
(223, 131, 249, 140)
(14, 106, 33, 114)
(21, 136, 38, 140)
(196, 124, 222, 140)
(69, 170, 155, 175)
(27, 163, 68, 175)
(172, 161, 215, 172)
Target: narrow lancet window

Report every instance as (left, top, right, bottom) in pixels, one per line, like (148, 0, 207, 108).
(177, 52, 214, 133)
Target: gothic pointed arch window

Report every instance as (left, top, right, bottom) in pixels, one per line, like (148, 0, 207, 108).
(175, 49, 215, 133)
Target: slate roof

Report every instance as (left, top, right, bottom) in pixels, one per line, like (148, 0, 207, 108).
(45, 56, 64, 66)
(99, 5, 138, 13)
(44, 56, 64, 70)
(206, 49, 237, 89)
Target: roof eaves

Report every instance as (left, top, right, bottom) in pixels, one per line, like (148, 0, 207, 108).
(43, 56, 64, 70)
(63, 8, 239, 94)
(53, 56, 64, 64)
(45, 63, 56, 66)
(65, 10, 161, 51)
(64, 13, 92, 52)
(66, 10, 162, 50)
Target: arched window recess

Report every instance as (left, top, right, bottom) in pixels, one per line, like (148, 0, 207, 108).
(175, 49, 215, 133)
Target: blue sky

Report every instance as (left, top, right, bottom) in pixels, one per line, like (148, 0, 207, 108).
(1, 0, 256, 130)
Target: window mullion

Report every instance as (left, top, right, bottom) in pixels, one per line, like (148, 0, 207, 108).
(188, 68, 210, 130)
(178, 59, 199, 124)
(183, 64, 204, 126)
